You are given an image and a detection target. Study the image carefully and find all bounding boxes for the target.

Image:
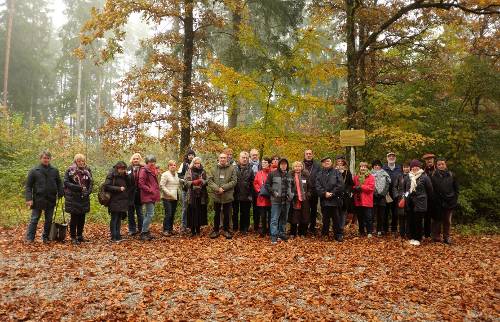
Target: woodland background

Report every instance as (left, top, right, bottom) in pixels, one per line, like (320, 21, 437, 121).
(0, 0, 499, 229)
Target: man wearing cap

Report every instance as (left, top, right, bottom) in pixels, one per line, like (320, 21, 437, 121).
(315, 156, 345, 242)
(422, 153, 436, 238)
(383, 152, 403, 235)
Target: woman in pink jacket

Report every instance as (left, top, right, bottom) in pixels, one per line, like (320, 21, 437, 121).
(253, 157, 272, 236)
(138, 155, 161, 240)
(353, 162, 375, 237)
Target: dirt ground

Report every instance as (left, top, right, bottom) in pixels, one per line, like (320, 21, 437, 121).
(0, 224, 498, 321)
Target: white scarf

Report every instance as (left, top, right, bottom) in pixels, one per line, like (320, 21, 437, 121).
(409, 169, 424, 193)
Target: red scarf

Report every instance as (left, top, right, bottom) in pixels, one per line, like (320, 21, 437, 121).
(147, 163, 159, 177)
(294, 172, 303, 209)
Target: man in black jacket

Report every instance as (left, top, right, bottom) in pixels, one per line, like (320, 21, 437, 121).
(303, 149, 321, 234)
(431, 158, 459, 244)
(232, 151, 255, 233)
(25, 151, 63, 243)
(178, 149, 196, 233)
(383, 152, 403, 235)
(316, 157, 345, 242)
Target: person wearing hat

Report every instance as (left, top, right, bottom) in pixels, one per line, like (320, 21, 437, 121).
(265, 158, 293, 244)
(383, 152, 403, 235)
(422, 153, 437, 238)
(371, 159, 391, 236)
(335, 155, 354, 228)
(315, 156, 345, 241)
(138, 155, 161, 241)
(402, 159, 434, 246)
(104, 161, 132, 242)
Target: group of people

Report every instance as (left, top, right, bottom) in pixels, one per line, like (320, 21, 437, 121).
(24, 148, 459, 246)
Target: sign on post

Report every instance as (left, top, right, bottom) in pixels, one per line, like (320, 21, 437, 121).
(340, 129, 365, 147)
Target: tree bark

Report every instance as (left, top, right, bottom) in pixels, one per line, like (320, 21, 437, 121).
(227, 5, 243, 129)
(76, 60, 82, 136)
(179, 0, 194, 153)
(345, 0, 359, 129)
(2, 0, 15, 109)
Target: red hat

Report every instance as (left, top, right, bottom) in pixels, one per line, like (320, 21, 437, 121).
(422, 153, 435, 160)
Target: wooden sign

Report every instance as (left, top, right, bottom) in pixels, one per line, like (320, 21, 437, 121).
(340, 129, 365, 147)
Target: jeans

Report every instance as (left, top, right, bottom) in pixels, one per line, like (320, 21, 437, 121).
(110, 212, 123, 240)
(181, 190, 188, 228)
(321, 206, 344, 238)
(26, 207, 55, 241)
(128, 203, 143, 233)
(142, 202, 155, 233)
(432, 209, 453, 241)
(213, 202, 232, 232)
(270, 202, 289, 239)
(162, 199, 178, 232)
(70, 213, 86, 238)
(233, 200, 252, 232)
(356, 206, 373, 235)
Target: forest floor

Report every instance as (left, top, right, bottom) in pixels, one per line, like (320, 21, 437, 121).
(0, 224, 498, 321)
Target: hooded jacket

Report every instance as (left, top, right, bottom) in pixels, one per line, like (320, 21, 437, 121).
(104, 165, 132, 213)
(265, 159, 293, 204)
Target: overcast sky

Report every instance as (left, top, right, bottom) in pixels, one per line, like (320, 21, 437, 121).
(47, 0, 66, 28)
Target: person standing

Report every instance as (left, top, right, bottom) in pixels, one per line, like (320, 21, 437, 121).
(403, 159, 434, 246)
(64, 154, 93, 244)
(208, 153, 238, 239)
(178, 149, 196, 233)
(352, 162, 375, 237)
(184, 157, 209, 237)
(270, 155, 280, 171)
(224, 147, 237, 166)
(233, 151, 255, 233)
(336, 155, 354, 229)
(422, 153, 437, 238)
(431, 158, 459, 244)
(303, 149, 321, 235)
(383, 152, 403, 235)
(25, 151, 64, 243)
(371, 159, 391, 236)
(289, 161, 312, 238)
(253, 157, 272, 236)
(265, 158, 293, 244)
(249, 148, 261, 232)
(315, 157, 345, 242)
(138, 155, 161, 241)
(160, 160, 181, 236)
(394, 162, 411, 238)
(127, 153, 144, 236)
(104, 161, 131, 242)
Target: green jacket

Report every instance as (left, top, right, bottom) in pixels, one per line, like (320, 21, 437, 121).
(207, 163, 237, 204)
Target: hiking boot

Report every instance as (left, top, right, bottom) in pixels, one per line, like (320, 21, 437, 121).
(222, 230, 233, 239)
(77, 236, 89, 243)
(335, 235, 344, 242)
(278, 234, 288, 242)
(444, 237, 452, 245)
(141, 232, 153, 241)
(71, 238, 80, 245)
(162, 231, 172, 237)
(209, 230, 220, 239)
(271, 237, 278, 244)
(128, 231, 139, 236)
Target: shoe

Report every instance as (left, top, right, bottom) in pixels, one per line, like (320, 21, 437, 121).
(222, 230, 233, 239)
(141, 232, 153, 241)
(209, 231, 220, 239)
(336, 235, 344, 242)
(278, 235, 288, 242)
(162, 231, 172, 237)
(367, 233, 373, 238)
(409, 239, 421, 246)
(71, 238, 80, 245)
(377, 232, 382, 237)
(128, 231, 139, 236)
(444, 237, 452, 245)
(77, 236, 89, 243)
(271, 237, 278, 244)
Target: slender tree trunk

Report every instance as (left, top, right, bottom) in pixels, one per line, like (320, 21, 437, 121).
(2, 0, 15, 109)
(227, 5, 243, 128)
(76, 60, 82, 136)
(179, 0, 194, 153)
(345, 0, 359, 130)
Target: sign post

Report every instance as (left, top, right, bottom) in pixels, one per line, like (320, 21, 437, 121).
(340, 129, 366, 174)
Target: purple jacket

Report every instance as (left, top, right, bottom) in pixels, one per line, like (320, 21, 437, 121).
(138, 166, 161, 203)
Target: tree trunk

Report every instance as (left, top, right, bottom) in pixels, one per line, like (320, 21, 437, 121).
(227, 6, 243, 129)
(76, 60, 82, 136)
(179, 0, 194, 153)
(345, 0, 359, 130)
(2, 0, 15, 109)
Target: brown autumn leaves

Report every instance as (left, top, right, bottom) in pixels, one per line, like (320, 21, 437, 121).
(0, 224, 498, 321)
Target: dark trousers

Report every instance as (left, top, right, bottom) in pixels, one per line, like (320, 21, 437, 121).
(252, 195, 259, 231)
(432, 209, 453, 241)
(424, 211, 432, 238)
(232, 200, 252, 232)
(110, 212, 124, 240)
(128, 203, 143, 233)
(374, 205, 387, 233)
(321, 206, 344, 238)
(26, 206, 55, 241)
(290, 223, 307, 236)
(258, 206, 271, 235)
(398, 207, 408, 238)
(162, 199, 178, 232)
(385, 200, 398, 232)
(308, 195, 319, 232)
(408, 210, 425, 241)
(70, 213, 86, 238)
(214, 202, 232, 232)
(356, 206, 373, 235)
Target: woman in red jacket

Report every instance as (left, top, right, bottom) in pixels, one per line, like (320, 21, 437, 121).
(353, 162, 375, 237)
(253, 157, 272, 236)
(138, 155, 161, 240)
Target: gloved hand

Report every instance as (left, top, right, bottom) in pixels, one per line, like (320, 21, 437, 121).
(192, 179, 203, 186)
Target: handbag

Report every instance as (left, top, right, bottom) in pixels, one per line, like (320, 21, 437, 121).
(49, 200, 68, 242)
(259, 181, 270, 197)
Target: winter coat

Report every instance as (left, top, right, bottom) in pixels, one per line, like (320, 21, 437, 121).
(184, 167, 209, 206)
(303, 160, 321, 196)
(315, 167, 344, 208)
(403, 173, 433, 213)
(25, 164, 63, 210)
(63, 164, 93, 214)
(371, 169, 391, 206)
(265, 163, 293, 204)
(393, 172, 408, 201)
(253, 168, 272, 207)
(289, 170, 312, 224)
(127, 165, 143, 205)
(160, 170, 180, 201)
(353, 174, 375, 208)
(207, 163, 237, 204)
(104, 169, 132, 213)
(431, 170, 459, 210)
(138, 166, 161, 204)
(383, 164, 403, 198)
(185, 166, 208, 227)
(234, 164, 255, 202)
(338, 168, 354, 211)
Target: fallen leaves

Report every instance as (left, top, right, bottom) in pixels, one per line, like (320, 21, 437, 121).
(0, 224, 498, 321)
